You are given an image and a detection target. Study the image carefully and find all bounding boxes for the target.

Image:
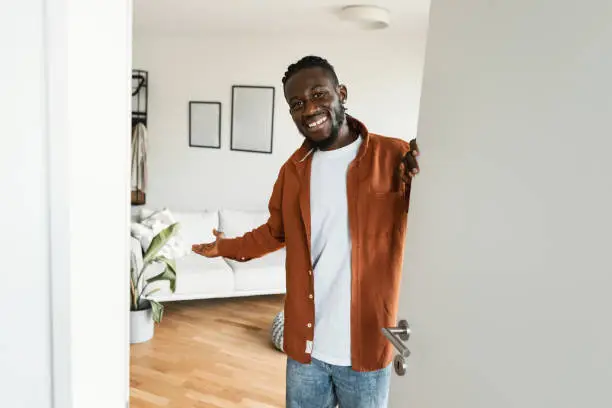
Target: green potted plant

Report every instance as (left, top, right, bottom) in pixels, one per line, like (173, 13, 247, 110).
(130, 222, 179, 343)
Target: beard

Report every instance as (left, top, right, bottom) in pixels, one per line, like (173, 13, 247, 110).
(308, 104, 346, 150)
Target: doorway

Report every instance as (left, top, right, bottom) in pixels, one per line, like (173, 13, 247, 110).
(127, 1, 429, 406)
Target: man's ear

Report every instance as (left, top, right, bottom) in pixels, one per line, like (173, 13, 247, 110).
(338, 84, 348, 104)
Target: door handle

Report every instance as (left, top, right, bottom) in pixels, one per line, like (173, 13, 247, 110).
(382, 320, 411, 358)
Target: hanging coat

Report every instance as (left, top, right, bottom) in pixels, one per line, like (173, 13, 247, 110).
(131, 122, 147, 193)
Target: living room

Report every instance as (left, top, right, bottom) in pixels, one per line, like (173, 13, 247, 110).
(128, 1, 428, 406)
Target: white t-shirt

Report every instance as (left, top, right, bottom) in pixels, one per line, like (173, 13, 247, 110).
(310, 136, 362, 366)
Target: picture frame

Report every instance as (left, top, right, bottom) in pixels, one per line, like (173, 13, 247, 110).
(189, 101, 222, 149)
(230, 85, 275, 154)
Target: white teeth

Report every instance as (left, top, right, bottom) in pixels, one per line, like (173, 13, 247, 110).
(307, 116, 327, 128)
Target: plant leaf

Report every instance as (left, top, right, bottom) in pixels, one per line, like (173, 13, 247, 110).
(130, 278, 137, 311)
(154, 256, 176, 275)
(144, 288, 161, 298)
(148, 256, 177, 293)
(143, 222, 180, 264)
(130, 254, 140, 310)
(136, 255, 176, 294)
(146, 265, 177, 293)
(130, 252, 138, 279)
(149, 300, 164, 323)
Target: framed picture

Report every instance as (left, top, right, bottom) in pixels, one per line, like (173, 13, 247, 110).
(189, 101, 221, 149)
(230, 85, 275, 154)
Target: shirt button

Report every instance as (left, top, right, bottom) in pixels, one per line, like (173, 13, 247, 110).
(309, 294, 313, 299)
(308, 270, 312, 276)
(307, 323, 312, 328)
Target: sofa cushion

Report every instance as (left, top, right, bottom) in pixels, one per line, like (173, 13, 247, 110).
(227, 245, 286, 292)
(174, 254, 234, 295)
(219, 208, 286, 271)
(171, 211, 219, 246)
(137, 208, 190, 259)
(146, 254, 234, 298)
(219, 209, 269, 238)
(228, 259, 286, 292)
(139, 207, 218, 247)
(130, 207, 142, 222)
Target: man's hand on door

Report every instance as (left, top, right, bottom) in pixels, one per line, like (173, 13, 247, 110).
(399, 139, 420, 183)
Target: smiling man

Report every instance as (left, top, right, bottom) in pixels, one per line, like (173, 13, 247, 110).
(193, 56, 420, 408)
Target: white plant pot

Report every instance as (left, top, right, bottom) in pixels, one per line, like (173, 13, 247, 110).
(130, 308, 154, 344)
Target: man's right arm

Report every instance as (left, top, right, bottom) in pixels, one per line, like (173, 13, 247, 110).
(193, 164, 287, 261)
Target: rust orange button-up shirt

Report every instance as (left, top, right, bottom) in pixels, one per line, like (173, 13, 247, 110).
(217, 116, 411, 372)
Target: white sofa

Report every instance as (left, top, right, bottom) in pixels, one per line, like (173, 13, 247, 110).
(130, 208, 286, 302)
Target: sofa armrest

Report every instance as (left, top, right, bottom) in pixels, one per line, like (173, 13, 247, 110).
(130, 236, 144, 274)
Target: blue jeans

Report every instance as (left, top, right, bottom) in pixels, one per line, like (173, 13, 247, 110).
(286, 357, 391, 408)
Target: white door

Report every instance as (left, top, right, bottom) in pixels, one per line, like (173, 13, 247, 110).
(388, 0, 612, 407)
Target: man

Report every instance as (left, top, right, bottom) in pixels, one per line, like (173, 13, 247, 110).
(192, 56, 420, 408)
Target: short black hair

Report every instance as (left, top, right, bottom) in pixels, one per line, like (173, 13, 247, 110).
(282, 56, 339, 87)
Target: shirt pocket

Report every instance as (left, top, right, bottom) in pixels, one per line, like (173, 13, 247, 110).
(365, 190, 404, 238)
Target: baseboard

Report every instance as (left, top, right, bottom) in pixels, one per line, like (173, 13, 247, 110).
(148, 288, 286, 303)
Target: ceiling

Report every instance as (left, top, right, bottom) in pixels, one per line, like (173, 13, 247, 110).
(133, 0, 430, 36)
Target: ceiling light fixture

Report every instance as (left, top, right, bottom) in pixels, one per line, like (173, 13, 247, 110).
(339, 5, 391, 30)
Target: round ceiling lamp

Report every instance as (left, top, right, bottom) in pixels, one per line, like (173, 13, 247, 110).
(339, 5, 391, 30)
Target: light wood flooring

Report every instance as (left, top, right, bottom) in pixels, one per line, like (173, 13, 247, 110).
(130, 295, 286, 408)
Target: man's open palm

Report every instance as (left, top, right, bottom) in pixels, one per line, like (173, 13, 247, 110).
(192, 229, 225, 258)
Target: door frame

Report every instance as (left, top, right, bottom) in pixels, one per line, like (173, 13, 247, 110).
(46, 1, 132, 407)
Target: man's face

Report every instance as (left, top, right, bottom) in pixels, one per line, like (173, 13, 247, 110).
(284, 67, 347, 149)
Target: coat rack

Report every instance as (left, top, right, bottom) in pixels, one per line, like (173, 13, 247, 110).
(132, 70, 148, 127)
(131, 70, 148, 205)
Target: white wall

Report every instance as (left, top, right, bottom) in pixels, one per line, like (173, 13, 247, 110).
(0, 2, 53, 407)
(133, 32, 427, 212)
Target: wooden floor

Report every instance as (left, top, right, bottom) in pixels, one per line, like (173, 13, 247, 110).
(130, 295, 286, 408)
